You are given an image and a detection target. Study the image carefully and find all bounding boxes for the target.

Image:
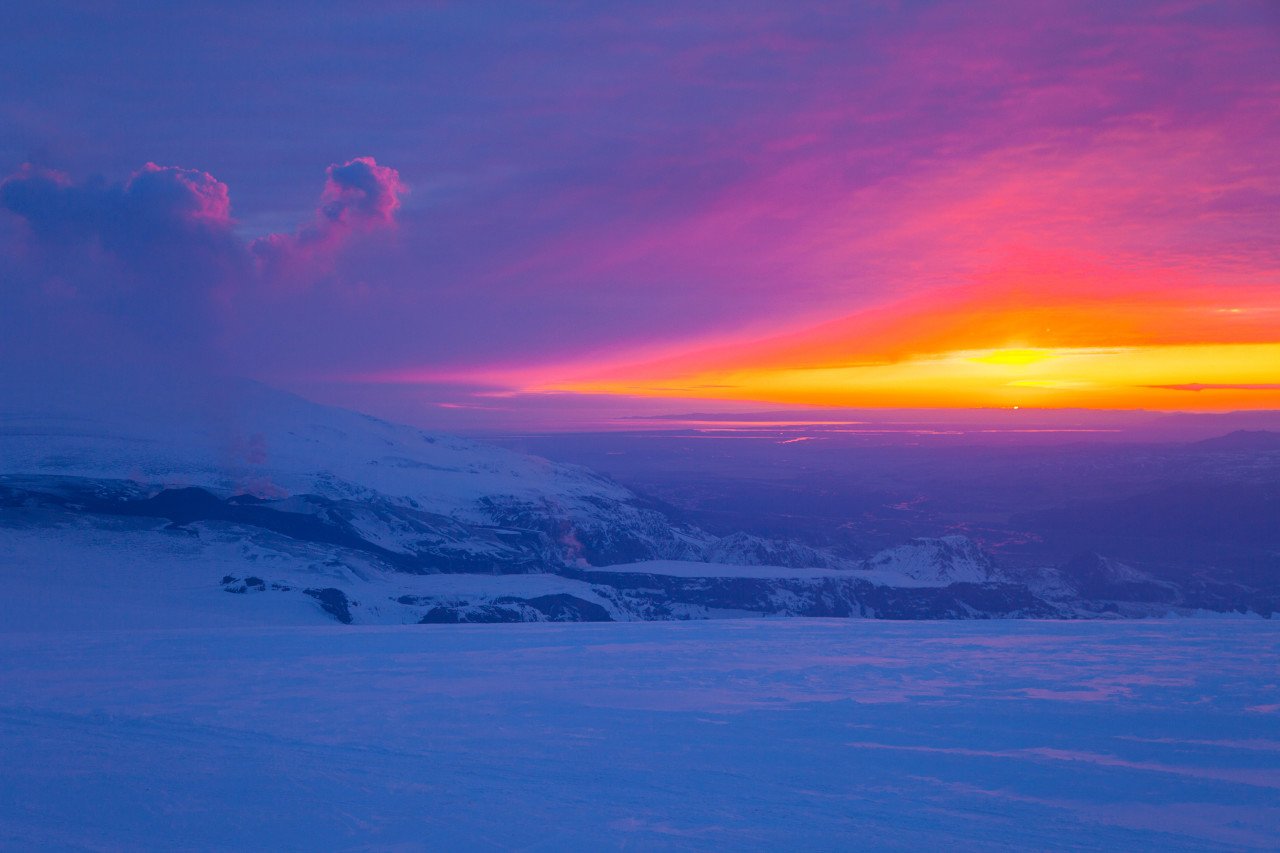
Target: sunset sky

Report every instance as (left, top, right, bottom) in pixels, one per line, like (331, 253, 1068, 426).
(2, 1, 1277, 427)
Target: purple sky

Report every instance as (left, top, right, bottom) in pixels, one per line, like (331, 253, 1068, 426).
(2, 2, 1277, 429)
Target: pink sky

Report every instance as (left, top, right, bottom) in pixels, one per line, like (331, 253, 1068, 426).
(1, 1, 1277, 427)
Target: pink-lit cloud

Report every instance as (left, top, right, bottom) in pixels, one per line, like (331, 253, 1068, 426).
(251, 157, 406, 281)
(320, 157, 405, 227)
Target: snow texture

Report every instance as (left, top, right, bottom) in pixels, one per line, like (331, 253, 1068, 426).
(0, 619, 1276, 850)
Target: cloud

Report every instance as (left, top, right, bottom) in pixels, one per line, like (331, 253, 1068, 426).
(0, 161, 236, 254)
(320, 157, 405, 227)
(0, 162, 249, 356)
(251, 157, 406, 280)
(0, 157, 403, 363)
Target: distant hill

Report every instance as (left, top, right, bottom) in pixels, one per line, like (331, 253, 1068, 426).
(1191, 430, 1280, 451)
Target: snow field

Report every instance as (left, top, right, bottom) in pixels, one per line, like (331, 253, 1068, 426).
(1, 619, 1277, 850)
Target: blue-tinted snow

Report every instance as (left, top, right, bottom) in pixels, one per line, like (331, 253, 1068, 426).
(1, 620, 1276, 850)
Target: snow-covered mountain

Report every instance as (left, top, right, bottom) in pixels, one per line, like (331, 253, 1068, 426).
(1, 377, 713, 565)
(1, 377, 1271, 626)
(856, 535, 997, 586)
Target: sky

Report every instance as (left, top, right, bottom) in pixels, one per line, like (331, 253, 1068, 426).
(1, 1, 1278, 429)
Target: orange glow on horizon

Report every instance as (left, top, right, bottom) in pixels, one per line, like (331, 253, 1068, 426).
(544, 342, 1280, 411)
(359, 258, 1280, 412)
(526, 260, 1280, 411)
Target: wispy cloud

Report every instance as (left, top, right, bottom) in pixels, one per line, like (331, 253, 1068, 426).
(1144, 383, 1280, 392)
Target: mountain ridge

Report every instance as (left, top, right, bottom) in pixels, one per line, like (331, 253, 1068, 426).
(1, 378, 1273, 626)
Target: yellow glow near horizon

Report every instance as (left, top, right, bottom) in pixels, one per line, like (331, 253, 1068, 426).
(545, 342, 1280, 411)
(968, 348, 1060, 366)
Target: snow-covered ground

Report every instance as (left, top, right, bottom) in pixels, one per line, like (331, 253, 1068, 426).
(1, 619, 1276, 850)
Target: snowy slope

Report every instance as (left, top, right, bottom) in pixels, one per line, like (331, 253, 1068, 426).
(0, 518, 630, 629)
(854, 535, 999, 587)
(1, 376, 719, 571)
(4, 376, 649, 522)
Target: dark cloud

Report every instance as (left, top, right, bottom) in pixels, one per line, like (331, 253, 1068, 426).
(1, 163, 245, 300)
(0, 166, 109, 242)
(0, 157, 402, 364)
(1, 162, 236, 249)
